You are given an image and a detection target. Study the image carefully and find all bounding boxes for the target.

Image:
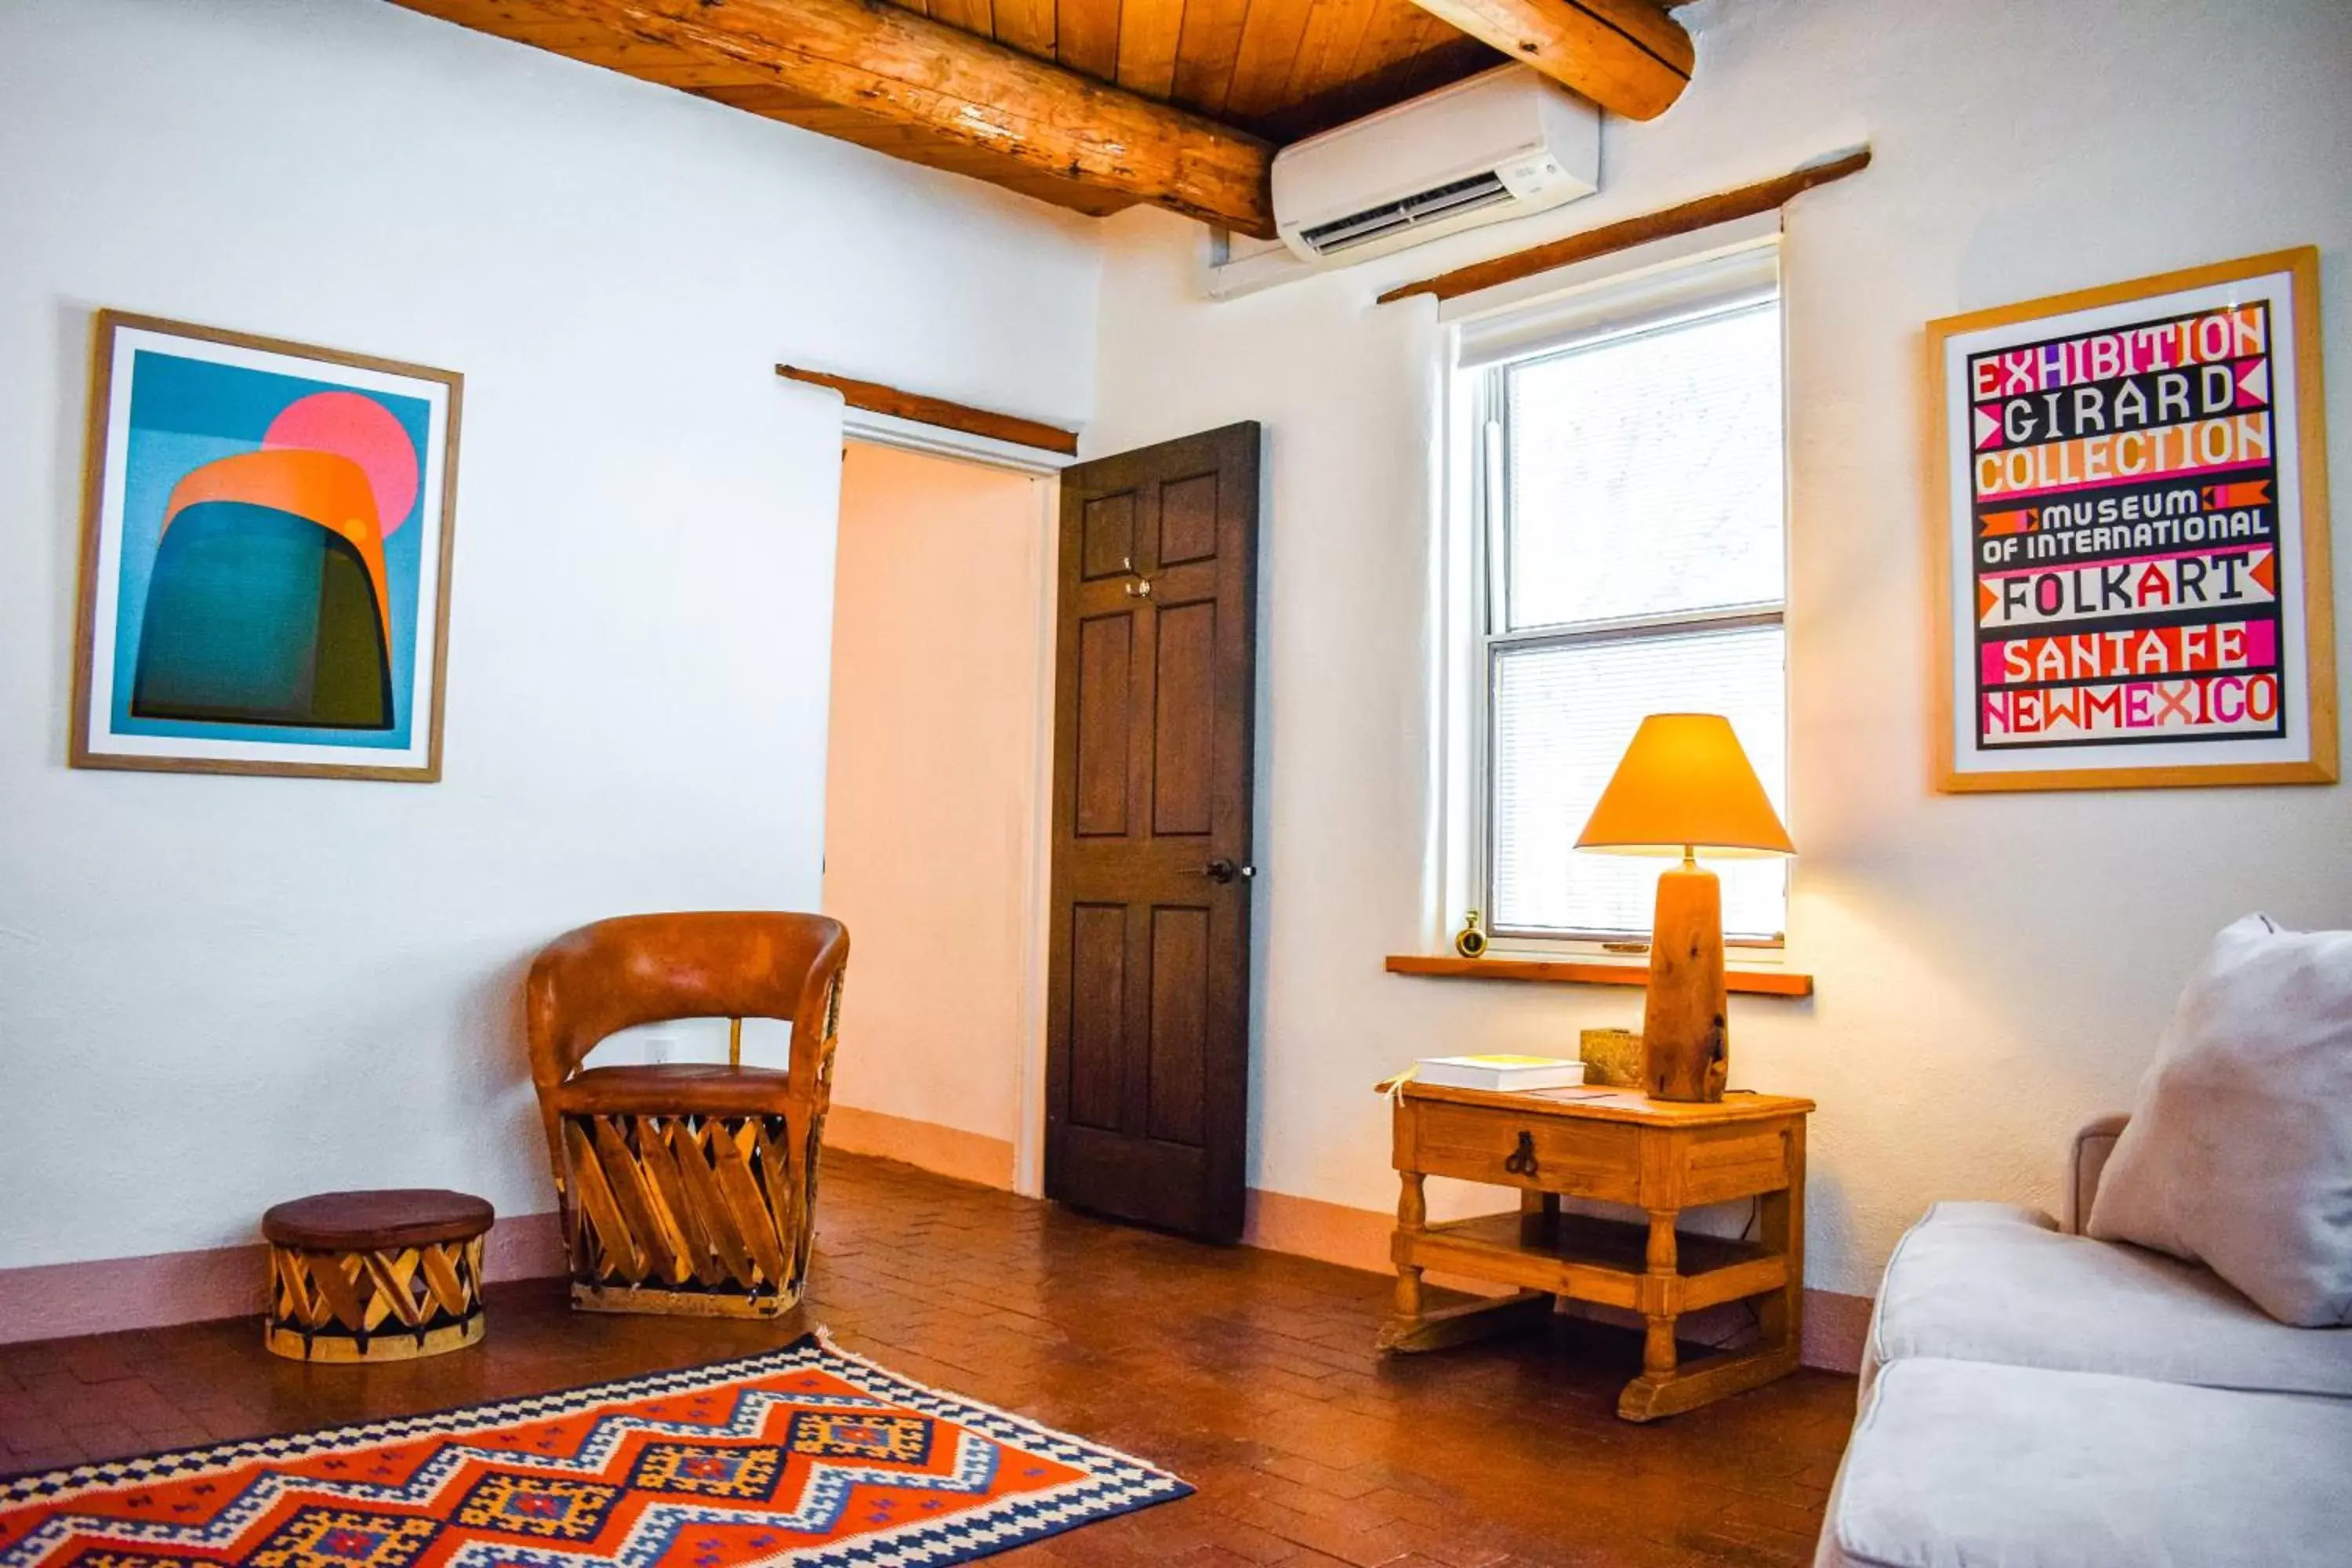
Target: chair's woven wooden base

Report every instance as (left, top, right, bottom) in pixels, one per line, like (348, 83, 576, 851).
(569, 1282, 789, 1319)
(266, 1236, 487, 1363)
(560, 1110, 818, 1317)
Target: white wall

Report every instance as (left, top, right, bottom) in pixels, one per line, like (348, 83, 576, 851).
(1089, 0, 2352, 1295)
(822, 444, 1046, 1163)
(0, 0, 1098, 1269)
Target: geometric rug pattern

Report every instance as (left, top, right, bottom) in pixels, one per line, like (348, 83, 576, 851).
(0, 1335, 1191, 1568)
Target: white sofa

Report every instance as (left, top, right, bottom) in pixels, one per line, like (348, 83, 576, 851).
(1815, 1116, 2352, 1567)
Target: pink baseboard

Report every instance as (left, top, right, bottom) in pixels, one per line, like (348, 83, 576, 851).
(821, 1107, 1015, 1190)
(1802, 1284, 1875, 1374)
(0, 1243, 270, 1346)
(1243, 1185, 1397, 1274)
(486, 1210, 568, 1283)
(0, 1213, 566, 1347)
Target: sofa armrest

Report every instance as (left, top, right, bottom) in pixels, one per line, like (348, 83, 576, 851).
(2065, 1112, 2131, 1233)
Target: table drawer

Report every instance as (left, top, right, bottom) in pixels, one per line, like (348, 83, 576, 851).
(1402, 1101, 1642, 1203)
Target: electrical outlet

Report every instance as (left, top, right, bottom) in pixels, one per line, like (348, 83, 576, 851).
(643, 1034, 673, 1065)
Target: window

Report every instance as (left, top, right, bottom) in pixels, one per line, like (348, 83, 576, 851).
(1468, 285, 1790, 945)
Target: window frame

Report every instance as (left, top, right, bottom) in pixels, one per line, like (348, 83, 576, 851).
(1443, 243, 1794, 958)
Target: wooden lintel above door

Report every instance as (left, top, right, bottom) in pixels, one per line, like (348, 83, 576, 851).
(779, 365, 1080, 456)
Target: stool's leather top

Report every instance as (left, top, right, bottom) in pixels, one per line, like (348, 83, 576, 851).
(262, 1189, 495, 1250)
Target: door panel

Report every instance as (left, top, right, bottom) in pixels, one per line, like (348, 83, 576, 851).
(1150, 601, 1216, 836)
(1157, 473, 1220, 564)
(1080, 492, 1136, 579)
(1146, 905, 1210, 1147)
(1073, 617, 1132, 837)
(1045, 423, 1260, 1242)
(1067, 903, 1128, 1131)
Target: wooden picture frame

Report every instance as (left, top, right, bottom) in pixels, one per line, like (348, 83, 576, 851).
(71, 311, 462, 782)
(1925, 248, 2335, 792)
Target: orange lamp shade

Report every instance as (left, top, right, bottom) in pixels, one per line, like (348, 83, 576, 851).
(1574, 713, 1794, 858)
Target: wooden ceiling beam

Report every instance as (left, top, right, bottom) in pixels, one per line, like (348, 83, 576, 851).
(1399, 0, 1693, 119)
(389, 0, 1276, 236)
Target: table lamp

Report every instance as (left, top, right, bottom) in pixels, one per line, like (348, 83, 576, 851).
(1574, 713, 1793, 1102)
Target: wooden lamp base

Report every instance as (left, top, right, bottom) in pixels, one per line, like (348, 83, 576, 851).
(1641, 855, 1728, 1102)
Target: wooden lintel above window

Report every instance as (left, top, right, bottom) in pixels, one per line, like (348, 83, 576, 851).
(1385, 953, 1815, 997)
(1378, 147, 1872, 306)
(778, 365, 1080, 456)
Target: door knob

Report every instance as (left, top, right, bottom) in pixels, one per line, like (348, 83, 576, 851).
(1203, 859, 1254, 884)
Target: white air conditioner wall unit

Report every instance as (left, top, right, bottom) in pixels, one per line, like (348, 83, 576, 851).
(1270, 65, 1599, 267)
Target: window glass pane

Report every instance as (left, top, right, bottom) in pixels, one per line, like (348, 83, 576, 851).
(1490, 625, 1787, 939)
(1504, 303, 1784, 630)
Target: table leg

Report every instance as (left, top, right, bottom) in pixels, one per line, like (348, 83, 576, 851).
(1617, 1123, 1806, 1421)
(1641, 1210, 1679, 1379)
(1758, 1119, 1805, 1355)
(1393, 1171, 1425, 1321)
(1379, 1168, 1550, 1353)
(1519, 1188, 1558, 1254)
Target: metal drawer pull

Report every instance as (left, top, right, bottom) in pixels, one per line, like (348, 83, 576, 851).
(1504, 1130, 1539, 1178)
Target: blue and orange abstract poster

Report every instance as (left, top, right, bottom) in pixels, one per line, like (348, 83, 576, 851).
(72, 314, 460, 781)
(1929, 250, 2336, 792)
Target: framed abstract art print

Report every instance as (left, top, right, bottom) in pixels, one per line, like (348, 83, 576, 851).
(1926, 248, 2335, 793)
(71, 312, 462, 782)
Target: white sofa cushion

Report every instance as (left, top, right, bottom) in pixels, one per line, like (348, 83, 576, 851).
(1816, 1358, 2352, 1568)
(2087, 913, 2352, 1326)
(1864, 1201, 2352, 1397)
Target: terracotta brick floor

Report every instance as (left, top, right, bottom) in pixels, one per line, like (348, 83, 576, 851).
(0, 1154, 1857, 1566)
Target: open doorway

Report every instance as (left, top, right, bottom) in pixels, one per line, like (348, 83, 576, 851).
(818, 420, 1263, 1240)
(818, 440, 1056, 1196)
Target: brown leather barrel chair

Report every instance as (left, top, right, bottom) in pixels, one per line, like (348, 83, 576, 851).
(525, 912, 848, 1317)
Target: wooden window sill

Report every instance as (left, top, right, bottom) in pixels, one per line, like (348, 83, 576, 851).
(1384, 953, 1814, 997)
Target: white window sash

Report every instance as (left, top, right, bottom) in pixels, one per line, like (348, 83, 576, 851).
(1436, 230, 1791, 959)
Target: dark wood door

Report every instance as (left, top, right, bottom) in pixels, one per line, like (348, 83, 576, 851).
(1045, 423, 1260, 1243)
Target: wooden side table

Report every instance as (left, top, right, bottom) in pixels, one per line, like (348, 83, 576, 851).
(1382, 1081, 1813, 1421)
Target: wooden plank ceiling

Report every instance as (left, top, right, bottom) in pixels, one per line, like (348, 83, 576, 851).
(390, 0, 1694, 231)
(920, 0, 1504, 143)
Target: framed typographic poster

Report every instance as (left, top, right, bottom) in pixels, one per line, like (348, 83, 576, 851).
(71, 312, 461, 782)
(1927, 248, 2335, 792)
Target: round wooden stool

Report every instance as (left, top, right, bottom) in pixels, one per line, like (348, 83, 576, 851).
(261, 1189, 494, 1363)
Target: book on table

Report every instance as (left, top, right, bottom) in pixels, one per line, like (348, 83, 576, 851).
(1413, 1054, 1585, 1091)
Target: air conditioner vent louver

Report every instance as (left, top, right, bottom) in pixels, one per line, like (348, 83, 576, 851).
(1299, 171, 1514, 256)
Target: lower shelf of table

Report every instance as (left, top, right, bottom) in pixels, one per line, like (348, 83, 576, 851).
(1394, 1210, 1787, 1315)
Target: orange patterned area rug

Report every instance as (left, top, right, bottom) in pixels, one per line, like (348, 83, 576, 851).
(0, 1335, 1190, 1568)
